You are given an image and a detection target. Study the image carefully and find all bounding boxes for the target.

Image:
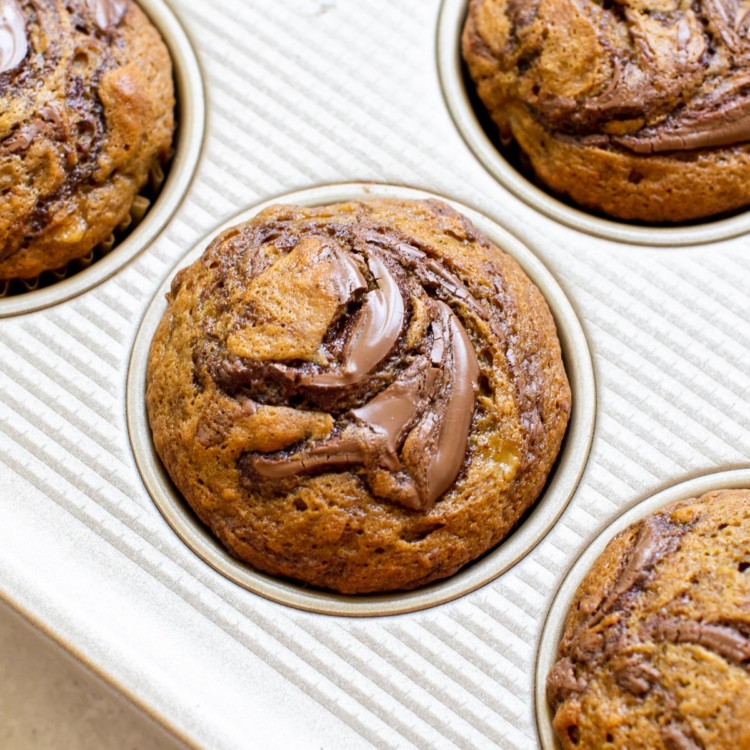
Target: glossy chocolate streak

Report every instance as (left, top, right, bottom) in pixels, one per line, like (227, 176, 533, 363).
(252, 358, 440, 510)
(400, 301, 481, 505)
(488, 0, 750, 151)
(243, 234, 484, 511)
(251, 299, 480, 511)
(328, 245, 368, 300)
(351, 361, 438, 463)
(606, 515, 688, 605)
(299, 254, 405, 388)
(85, 0, 129, 31)
(0, 0, 27, 74)
(616, 94, 750, 154)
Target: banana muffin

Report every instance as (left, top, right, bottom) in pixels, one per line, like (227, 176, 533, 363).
(547, 489, 750, 750)
(146, 198, 571, 594)
(463, 0, 750, 223)
(0, 0, 174, 282)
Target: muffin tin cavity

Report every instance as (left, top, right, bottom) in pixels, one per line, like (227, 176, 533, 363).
(437, 0, 750, 247)
(127, 182, 596, 617)
(0, 0, 205, 318)
(535, 469, 750, 749)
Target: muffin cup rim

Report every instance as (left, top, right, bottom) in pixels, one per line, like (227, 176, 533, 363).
(126, 181, 597, 618)
(437, 0, 750, 247)
(0, 0, 207, 318)
(534, 467, 750, 750)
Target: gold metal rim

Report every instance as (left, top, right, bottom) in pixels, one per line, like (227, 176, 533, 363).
(0, 0, 207, 318)
(126, 182, 597, 617)
(437, 0, 750, 247)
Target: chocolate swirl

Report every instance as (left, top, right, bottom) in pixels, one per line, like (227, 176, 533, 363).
(249, 293, 480, 511)
(210, 225, 482, 512)
(147, 199, 571, 593)
(463, 0, 750, 221)
(465, 0, 750, 153)
(85, 0, 128, 32)
(0, 0, 174, 281)
(547, 491, 750, 750)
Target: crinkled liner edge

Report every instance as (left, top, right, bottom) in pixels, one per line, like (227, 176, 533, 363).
(437, 0, 750, 247)
(0, 0, 206, 317)
(535, 467, 750, 749)
(127, 181, 597, 618)
(0, 175, 159, 299)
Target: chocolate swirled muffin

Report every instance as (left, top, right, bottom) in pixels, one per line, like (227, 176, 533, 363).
(146, 199, 571, 594)
(547, 489, 750, 750)
(0, 0, 174, 282)
(463, 0, 750, 223)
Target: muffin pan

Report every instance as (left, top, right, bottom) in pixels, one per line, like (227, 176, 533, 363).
(0, 0, 205, 318)
(1, 1, 750, 748)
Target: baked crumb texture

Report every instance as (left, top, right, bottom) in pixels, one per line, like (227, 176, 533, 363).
(146, 199, 571, 594)
(548, 489, 750, 750)
(0, 0, 174, 281)
(463, 0, 750, 223)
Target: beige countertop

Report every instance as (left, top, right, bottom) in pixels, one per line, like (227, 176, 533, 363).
(0, 599, 187, 750)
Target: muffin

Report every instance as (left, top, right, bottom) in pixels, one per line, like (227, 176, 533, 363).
(462, 0, 750, 223)
(547, 489, 750, 749)
(0, 0, 174, 283)
(146, 198, 571, 594)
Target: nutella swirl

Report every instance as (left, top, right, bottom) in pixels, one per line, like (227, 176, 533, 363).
(85, 0, 128, 32)
(546, 491, 750, 750)
(297, 253, 405, 389)
(466, 0, 750, 153)
(250, 295, 480, 511)
(0, 0, 173, 282)
(0, 0, 27, 74)
(221, 230, 483, 512)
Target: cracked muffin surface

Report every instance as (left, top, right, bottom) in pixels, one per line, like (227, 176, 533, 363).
(547, 489, 750, 750)
(146, 199, 571, 594)
(463, 0, 750, 222)
(0, 0, 174, 281)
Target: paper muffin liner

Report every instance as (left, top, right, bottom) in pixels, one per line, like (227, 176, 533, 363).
(436, 0, 750, 246)
(126, 181, 597, 617)
(0, 165, 163, 301)
(535, 468, 750, 750)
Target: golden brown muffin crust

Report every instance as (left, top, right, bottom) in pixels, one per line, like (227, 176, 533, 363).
(463, 0, 750, 222)
(0, 0, 174, 281)
(547, 489, 750, 750)
(147, 199, 571, 594)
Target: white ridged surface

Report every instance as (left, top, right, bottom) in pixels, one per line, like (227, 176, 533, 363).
(1, 1, 750, 748)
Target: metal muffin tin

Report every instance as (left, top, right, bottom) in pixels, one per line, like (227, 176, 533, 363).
(2, 0, 750, 748)
(127, 182, 596, 617)
(536, 469, 750, 749)
(0, 0, 205, 318)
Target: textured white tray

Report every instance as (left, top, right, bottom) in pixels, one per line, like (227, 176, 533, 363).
(2, 1, 750, 748)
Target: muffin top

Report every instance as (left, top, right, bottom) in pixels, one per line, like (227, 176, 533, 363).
(547, 489, 750, 750)
(146, 198, 571, 594)
(463, 0, 750, 221)
(0, 0, 174, 281)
